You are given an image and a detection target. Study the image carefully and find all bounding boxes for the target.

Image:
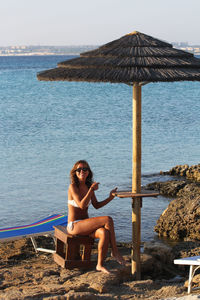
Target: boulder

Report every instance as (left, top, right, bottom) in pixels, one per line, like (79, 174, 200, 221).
(161, 164, 200, 182)
(146, 180, 187, 197)
(154, 185, 200, 240)
(172, 240, 200, 258)
(145, 164, 200, 241)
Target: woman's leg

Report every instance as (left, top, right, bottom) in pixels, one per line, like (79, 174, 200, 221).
(67, 216, 111, 236)
(103, 216, 126, 265)
(90, 227, 110, 274)
(67, 216, 125, 265)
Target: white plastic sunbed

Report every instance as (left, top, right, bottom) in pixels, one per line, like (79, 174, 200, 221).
(174, 256, 200, 294)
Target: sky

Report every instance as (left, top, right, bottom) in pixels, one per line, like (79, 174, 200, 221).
(1, 0, 200, 46)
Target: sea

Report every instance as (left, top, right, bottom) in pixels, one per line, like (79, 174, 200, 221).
(0, 55, 199, 242)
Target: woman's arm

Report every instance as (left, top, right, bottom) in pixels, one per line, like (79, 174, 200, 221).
(92, 187, 117, 209)
(69, 182, 99, 209)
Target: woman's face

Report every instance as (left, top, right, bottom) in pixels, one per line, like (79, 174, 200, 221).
(75, 163, 89, 182)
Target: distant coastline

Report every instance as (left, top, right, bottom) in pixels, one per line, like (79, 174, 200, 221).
(0, 45, 97, 56)
(1, 44, 200, 56)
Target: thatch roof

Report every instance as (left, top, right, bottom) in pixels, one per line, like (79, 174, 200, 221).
(37, 31, 200, 83)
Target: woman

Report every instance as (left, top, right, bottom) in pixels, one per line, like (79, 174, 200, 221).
(67, 160, 126, 274)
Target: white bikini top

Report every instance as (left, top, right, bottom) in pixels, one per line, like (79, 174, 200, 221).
(68, 199, 91, 208)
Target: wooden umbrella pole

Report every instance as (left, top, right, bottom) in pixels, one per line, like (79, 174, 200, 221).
(132, 83, 142, 279)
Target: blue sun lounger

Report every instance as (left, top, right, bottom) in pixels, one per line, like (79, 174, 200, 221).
(0, 214, 68, 253)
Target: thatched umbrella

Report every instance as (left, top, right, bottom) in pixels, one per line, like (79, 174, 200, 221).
(37, 31, 200, 278)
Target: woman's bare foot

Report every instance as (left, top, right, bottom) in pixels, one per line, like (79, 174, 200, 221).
(112, 252, 126, 266)
(96, 265, 111, 274)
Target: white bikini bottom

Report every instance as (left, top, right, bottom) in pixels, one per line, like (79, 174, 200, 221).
(67, 220, 81, 231)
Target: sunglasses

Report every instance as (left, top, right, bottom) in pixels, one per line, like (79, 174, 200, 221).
(76, 167, 89, 173)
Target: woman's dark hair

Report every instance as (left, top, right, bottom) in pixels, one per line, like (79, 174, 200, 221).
(70, 160, 93, 188)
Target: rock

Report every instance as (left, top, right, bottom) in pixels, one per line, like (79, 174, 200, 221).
(154, 187, 200, 240)
(168, 275, 184, 283)
(184, 274, 200, 290)
(145, 167, 200, 241)
(143, 242, 173, 264)
(44, 296, 68, 300)
(66, 291, 98, 299)
(0, 290, 23, 300)
(177, 182, 200, 197)
(142, 242, 180, 279)
(161, 164, 200, 182)
(43, 284, 66, 294)
(172, 241, 200, 259)
(146, 180, 187, 197)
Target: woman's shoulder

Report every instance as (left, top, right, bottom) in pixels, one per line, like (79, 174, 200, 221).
(68, 184, 76, 200)
(68, 183, 78, 192)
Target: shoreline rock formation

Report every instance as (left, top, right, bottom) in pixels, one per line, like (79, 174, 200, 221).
(146, 164, 200, 240)
(160, 164, 200, 182)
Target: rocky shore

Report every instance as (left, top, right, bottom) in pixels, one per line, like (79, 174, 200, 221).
(146, 164, 200, 240)
(0, 164, 199, 300)
(1, 238, 200, 300)
(160, 164, 200, 182)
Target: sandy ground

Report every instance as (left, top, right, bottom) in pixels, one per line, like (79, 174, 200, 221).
(0, 238, 200, 299)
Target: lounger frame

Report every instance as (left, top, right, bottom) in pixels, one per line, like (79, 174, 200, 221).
(174, 256, 200, 294)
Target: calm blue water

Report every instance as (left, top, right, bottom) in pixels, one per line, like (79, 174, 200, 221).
(0, 55, 199, 242)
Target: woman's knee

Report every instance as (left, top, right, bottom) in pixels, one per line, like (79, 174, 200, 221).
(95, 227, 109, 240)
(104, 216, 114, 227)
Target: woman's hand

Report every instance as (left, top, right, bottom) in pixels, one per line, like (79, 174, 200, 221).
(90, 182, 99, 191)
(109, 187, 118, 200)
